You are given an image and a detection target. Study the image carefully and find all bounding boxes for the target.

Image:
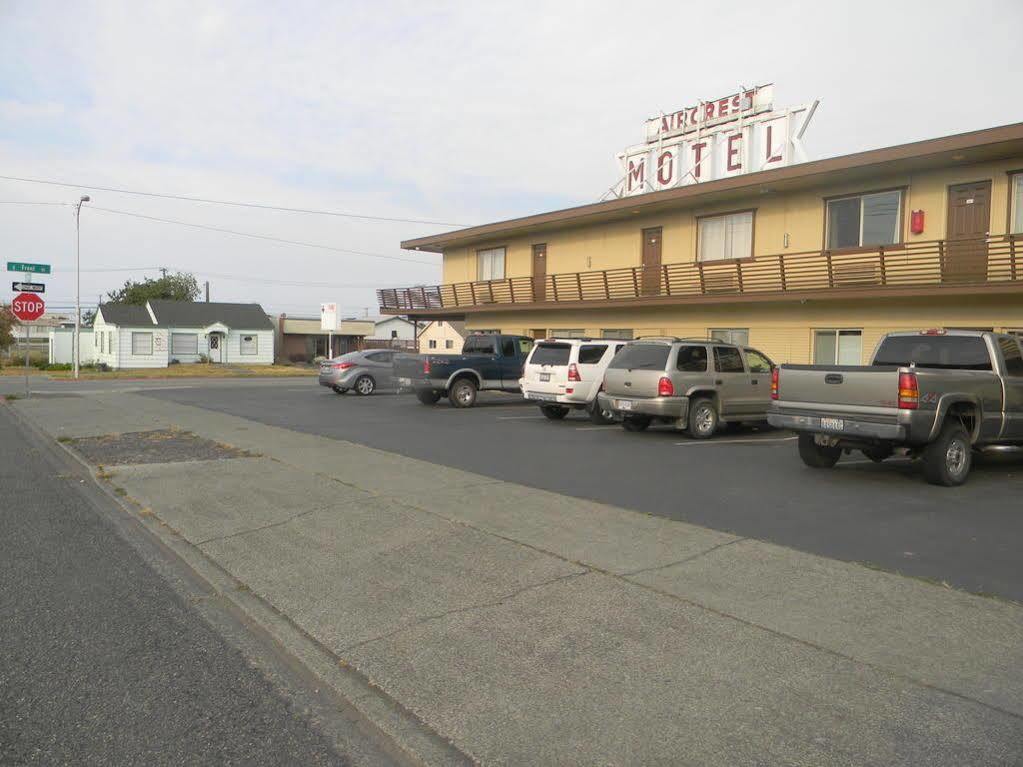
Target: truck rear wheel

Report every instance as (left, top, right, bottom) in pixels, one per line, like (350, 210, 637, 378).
(416, 389, 441, 405)
(449, 378, 478, 408)
(798, 433, 841, 468)
(540, 405, 569, 420)
(922, 422, 972, 486)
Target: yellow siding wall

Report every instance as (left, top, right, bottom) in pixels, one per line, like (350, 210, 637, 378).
(463, 295, 1023, 365)
(442, 158, 1020, 283)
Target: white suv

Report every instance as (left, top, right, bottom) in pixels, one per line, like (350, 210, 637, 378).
(519, 338, 630, 422)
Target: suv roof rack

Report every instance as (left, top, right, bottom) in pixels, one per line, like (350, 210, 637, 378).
(634, 335, 681, 343)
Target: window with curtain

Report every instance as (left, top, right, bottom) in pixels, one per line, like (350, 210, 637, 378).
(131, 332, 153, 356)
(477, 247, 506, 281)
(171, 333, 198, 355)
(1011, 174, 1023, 234)
(709, 328, 749, 346)
(240, 335, 258, 355)
(814, 329, 862, 365)
(698, 211, 754, 262)
(826, 190, 902, 249)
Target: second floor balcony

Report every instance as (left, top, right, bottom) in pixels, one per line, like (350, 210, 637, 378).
(378, 236, 1023, 315)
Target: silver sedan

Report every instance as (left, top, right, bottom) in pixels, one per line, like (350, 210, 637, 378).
(318, 350, 397, 395)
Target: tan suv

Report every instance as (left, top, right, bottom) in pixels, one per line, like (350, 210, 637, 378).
(597, 337, 775, 438)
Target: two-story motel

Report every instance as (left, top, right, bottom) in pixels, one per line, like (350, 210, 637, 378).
(378, 116, 1023, 365)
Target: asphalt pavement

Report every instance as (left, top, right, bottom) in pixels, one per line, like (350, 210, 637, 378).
(0, 403, 396, 766)
(138, 378, 1023, 601)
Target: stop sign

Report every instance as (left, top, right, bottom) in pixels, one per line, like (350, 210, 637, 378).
(11, 292, 45, 321)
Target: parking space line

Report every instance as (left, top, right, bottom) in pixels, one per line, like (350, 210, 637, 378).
(496, 415, 549, 420)
(575, 425, 621, 431)
(673, 436, 798, 446)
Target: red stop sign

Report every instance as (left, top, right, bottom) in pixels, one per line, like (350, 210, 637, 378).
(11, 292, 45, 321)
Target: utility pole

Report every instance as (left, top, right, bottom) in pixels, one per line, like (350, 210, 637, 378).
(205, 281, 210, 302)
(159, 267, 168, 279)
(74, 195, 91, 379)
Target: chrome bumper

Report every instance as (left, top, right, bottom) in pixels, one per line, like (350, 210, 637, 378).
(598, 392, 689, 420)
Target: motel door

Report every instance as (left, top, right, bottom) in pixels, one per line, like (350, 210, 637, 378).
(532, 244, 547, 301)
(641, 227, 662, 295)
(943, 181, 991, 283)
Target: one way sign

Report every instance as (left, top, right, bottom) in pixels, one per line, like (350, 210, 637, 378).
(12, 281, 45, 293)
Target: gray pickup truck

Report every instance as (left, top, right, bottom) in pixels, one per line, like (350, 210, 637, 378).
(768, 330, 1023, 485)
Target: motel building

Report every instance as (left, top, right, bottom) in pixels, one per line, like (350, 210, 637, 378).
(378, 88, 1023, 364)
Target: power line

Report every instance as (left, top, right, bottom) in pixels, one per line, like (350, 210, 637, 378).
(0, 174, 466, 227)
(0, 201, 69, 206)
(88, 205, 440, 266)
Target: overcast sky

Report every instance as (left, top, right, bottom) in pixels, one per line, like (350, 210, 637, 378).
(1, 0, 1020, 318)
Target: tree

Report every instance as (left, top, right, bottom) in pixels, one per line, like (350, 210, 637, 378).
(106, 272, 200, 305)
(0, 304, 16, 357)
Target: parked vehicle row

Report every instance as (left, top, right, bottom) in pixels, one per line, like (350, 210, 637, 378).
(319, 329, 1023, 486)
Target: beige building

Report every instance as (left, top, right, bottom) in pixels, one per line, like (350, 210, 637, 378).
(417, 320, 466, 353)
(378, 123, 1023, 365)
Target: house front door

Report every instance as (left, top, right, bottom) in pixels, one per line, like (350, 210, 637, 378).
(209, 333, 224, 363)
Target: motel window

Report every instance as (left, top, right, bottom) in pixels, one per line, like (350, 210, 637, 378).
(445, 339, 454, 349)
(550, 328, 587, 338)
(428, 339, 437, 349)
(601, 329, 634, 340)
(826, 190, 902, 250)
(709, 328, 749, 347)
(1011, 174, 1023, 234)
(814, 329, 862, 365)
(240, 334, 258, 355)
(698, 211, 754, 262)
(171, 333, 198, 356)
(477, 247, 506, 281)
(131, 332, 153, 356)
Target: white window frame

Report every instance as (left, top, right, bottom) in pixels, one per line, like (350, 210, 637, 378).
(171, 333, 198, 356)
(477, 247, 506, 281)
(709, 328, 749, 346)
(1010, 173, 1023, 235)
(813, 329, 863, 365)
(826, 190, 903, 250)
(240, 334, 258, 356)
(131, 332, 153, 356)
(697, 210, 754, 263)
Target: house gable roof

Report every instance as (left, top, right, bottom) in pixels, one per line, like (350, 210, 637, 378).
(148, 300, 274, 329)
(98, 303, 154, 326)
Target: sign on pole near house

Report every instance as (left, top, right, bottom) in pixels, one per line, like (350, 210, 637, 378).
(610, 84, 819, 198)
(12, 282, 45, 293)
(320, 302, 338, 331)
(7, 261, 51, 274)
(11, 292, 45, 321)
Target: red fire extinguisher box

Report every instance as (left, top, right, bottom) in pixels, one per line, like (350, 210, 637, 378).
(910, 209, 925, 234)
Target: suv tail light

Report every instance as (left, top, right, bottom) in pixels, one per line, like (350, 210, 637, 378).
(771, 367, 779, 400)
(423, 359, 431, 375)
(657, 376, 674, 397)
(568, 363, 581, 382)
(898, 371, 919, 409)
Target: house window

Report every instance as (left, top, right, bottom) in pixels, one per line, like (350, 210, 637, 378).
(477, 247, 506, 281)
(709, 328, 749, 346)
(390, 329, 398, 339)
(240, 334, 258, 355)
(428, 339, 437, 349)
(131, 332, 153, 356)
(171, 333, 198, 355)
(814, 329, 863, 365)
(698, 211, 753, 262)
(1011, 173, 1023, 234)
(601, 329, 634, 340)
(826, 190, 902, 249)
(445, 339, 454, 349)
(550, 328, 586, 338)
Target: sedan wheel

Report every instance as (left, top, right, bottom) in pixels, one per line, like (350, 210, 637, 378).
(354, 375, 376, 396)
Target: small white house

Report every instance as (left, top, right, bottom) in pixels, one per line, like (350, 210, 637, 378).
(417, 320, 466, 354)
(92, 300, 274, 369)
(367, 316, 416, 342)
(48, 327, 96, 365)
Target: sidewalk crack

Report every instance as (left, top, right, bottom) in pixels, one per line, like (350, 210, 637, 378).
(194, 504, 332, 546)
(339, 570, 589, 654)
(619, 537, 748, 577)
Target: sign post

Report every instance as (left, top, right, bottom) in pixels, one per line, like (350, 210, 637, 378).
(321, 303, 338, 359)
(8, 263, 50, 397)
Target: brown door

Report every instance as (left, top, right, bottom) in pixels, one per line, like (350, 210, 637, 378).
(531, 328, 547, 340)
(641, 227, 662, 295)
(532, 244, 547, 301)
(944, 181, 991, 282)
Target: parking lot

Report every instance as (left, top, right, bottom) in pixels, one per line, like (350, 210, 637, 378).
(142, 379, 1023, 602)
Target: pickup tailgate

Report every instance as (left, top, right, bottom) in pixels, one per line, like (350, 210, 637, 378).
(393, 354, 427, 381)
(776, 365, 901, 411)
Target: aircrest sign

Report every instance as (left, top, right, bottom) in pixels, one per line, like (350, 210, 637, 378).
(613, 84, 818, 198)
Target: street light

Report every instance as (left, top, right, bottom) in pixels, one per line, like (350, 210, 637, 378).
(74, 195, 90, 379)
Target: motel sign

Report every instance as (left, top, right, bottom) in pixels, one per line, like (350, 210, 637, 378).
(613, 84, 818, 197)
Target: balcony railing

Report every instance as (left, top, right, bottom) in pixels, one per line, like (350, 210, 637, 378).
(378, 235, 1022, 312)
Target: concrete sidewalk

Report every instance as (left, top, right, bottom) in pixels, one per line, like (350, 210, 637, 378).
(12, 392, 1023, 765)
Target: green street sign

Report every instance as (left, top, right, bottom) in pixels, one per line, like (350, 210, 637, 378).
(7, 262, 50, 274)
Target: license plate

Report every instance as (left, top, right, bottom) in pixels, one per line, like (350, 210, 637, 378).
(397, 377, 412, 386)
(539, 372, 551, 382)
(820, 417, 845, 431)
(616, 399, 633, 411)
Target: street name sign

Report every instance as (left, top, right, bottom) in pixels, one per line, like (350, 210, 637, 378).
(11, 292, 45, 321)
(7, 261, 51, 274)
(12, 281, 45, 293)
